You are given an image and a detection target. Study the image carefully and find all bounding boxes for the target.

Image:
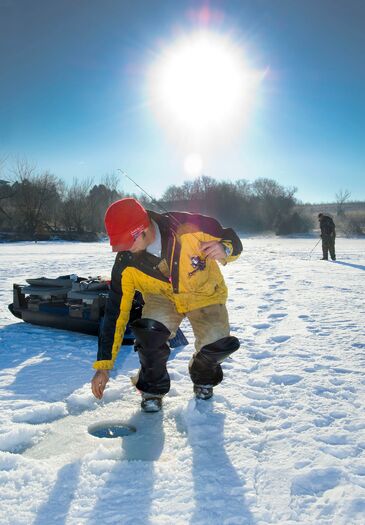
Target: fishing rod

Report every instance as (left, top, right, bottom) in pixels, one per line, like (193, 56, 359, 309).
(118, 169, 181, 223)
(118, 169, 210, 275)
(308, 238, 321, 259)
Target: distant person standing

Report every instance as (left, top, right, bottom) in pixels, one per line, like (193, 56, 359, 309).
(318, 213, 336, 260)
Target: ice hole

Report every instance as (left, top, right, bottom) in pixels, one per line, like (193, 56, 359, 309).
(88, 421, 136, 439)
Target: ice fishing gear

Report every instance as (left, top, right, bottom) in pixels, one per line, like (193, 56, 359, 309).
(308, 238, 321, 259)
(120, 170, 179, 224)
(9, 275, 119, 337)
(119, 169, 211, 278)
(8, 275, 188, 348)
(188, 255, 207, 277)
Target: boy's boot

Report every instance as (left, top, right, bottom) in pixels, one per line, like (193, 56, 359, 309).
(189, 336, 240, 400)
(131, 318, 171, 412)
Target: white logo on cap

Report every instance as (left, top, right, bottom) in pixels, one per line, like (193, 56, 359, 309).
(131, 224, 145, 240)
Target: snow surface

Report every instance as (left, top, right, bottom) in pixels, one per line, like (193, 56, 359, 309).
(0, 238, 364, 525)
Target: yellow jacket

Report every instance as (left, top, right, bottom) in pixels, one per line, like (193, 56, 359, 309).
(94, 210, 242, 369)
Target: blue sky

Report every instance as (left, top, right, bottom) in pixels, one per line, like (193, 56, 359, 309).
(0, 0, 364, 202)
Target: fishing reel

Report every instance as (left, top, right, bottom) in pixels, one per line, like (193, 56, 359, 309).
(188, 255, 207, 277)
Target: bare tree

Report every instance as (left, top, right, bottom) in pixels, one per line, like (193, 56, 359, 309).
(251, 178, 298, 230)
(87, 176, 122, 233)
(0, 155, 9, 176)
(235, 179, 252, 198)
(10, 159, 62, 234)
(335, 189, 351, 216)
(101, 173, 121, 193)
(0, 157, 13, 225)
(162, 176, 218, 202)
(62, 178, 94, 233)
(10, 157, 36, 180)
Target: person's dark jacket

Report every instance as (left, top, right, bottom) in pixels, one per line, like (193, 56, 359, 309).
(319, 215, 336, 237)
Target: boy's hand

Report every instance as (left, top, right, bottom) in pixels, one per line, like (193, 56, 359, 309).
(91, 370, 110, 399)
(200, 240, 226, 260)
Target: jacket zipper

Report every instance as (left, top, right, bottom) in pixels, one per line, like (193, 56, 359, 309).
(169, 235, 179, 293)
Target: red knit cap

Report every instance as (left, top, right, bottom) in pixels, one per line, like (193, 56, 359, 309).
(104, 198, 150, 250)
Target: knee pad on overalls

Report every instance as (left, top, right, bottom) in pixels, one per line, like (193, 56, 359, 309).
(131, 318, 171, 394)
(189, 336, 240, 386)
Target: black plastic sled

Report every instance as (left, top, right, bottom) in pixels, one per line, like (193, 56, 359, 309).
(8, 274, 188, 348)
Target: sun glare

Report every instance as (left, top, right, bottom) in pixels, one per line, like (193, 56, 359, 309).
(149, 31, 260, 140)
(184, 153, 203, 177)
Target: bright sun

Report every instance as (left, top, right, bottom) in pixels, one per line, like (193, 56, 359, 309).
(149, 31, 260, 138)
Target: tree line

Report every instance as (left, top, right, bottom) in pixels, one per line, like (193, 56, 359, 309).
(0, 159, 312, 240)
(0, 160, 135, 240)
(160, 175, 312, 234)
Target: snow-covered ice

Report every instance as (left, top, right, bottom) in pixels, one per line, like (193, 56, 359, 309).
(0, 238, 364, 524)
